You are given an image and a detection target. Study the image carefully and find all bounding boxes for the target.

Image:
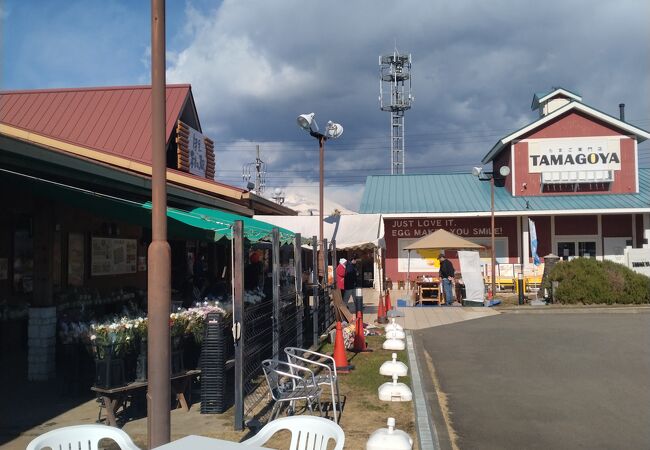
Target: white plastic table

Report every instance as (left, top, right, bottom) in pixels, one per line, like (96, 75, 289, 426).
(152, 435, 272, 449)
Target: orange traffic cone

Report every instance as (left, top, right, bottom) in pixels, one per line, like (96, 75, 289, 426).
(333, 321, 354, 373)
(353, 311, 373, 353)
(385, 289, 392, 312)
(376, 293, 387, 324)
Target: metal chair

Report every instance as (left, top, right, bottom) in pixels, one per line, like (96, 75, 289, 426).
(242, 415, 345, 450)
(26, 424, 140, 450)
(261, 359, 323, 421)
(284, 347, 341, 422)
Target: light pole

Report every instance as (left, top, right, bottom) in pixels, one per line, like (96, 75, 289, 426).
(472, 165, 510, 301)
(149, 0, 171, 446)
(297, 113, 343, 279)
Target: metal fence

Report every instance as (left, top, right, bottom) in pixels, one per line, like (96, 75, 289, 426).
(232, 229, 336, 430)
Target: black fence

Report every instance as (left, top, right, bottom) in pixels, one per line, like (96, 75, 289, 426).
(231, 230, 336, 430)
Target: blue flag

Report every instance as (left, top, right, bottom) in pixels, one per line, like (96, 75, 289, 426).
(529, 219, 541, 266)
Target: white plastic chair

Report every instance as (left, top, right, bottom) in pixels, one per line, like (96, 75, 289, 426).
(284, 347, 341, 422)
(242, 416, 345, 450)
(26, 424, 140, 450)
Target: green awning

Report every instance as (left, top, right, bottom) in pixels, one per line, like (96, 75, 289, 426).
(2, 169, 297, 243)
(191, 207, 297, 244)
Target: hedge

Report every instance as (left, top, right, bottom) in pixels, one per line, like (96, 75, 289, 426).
(548, 258, 650, 304)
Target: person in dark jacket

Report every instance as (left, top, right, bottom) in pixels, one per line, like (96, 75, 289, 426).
(438, 252, 455, 305)
(343, 254, 361, 313)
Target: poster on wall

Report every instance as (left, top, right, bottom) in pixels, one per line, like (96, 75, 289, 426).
(397, 236, 509, 273)
(91, 237, 137, 276)
(68, 232, 85, 286)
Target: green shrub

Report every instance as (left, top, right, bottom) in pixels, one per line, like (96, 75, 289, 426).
(548, 258, 650, 304)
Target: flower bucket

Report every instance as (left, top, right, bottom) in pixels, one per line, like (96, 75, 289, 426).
(94, 344, 126, 389)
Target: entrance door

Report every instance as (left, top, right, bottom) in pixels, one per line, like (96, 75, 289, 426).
(557, 239, 597, 261)
(557, 242, 575, 261)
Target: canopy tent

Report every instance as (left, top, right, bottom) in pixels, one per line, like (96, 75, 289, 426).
(253, 214, 385, 250)
(403, 229, 484, 301)
(1, 168, 297, 244)
(253, 214, 385, 249)
(404, 229, 484, 251)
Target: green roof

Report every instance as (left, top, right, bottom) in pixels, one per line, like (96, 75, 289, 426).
(359, 169, 650, 214)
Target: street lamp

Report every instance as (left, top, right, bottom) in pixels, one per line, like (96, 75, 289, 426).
(297, 113, 343, 278)
(472, 165, 511, 301)
(271, 187, 285, 205)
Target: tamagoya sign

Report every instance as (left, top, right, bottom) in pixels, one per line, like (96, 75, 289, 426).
(528, 139, 621, 173)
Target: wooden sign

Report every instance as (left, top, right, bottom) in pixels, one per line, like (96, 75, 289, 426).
(176, 120, 215, 180)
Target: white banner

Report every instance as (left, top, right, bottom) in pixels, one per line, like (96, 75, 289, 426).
(528, 139, 620, 173)
(458, 251, 485, 302)
(188, 127, 208, 177)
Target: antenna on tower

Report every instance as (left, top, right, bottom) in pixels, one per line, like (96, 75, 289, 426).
(242, 145, 266, 194)
(379, 48, 413, 174)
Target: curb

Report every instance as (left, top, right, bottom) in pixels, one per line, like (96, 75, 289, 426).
(498, 305, 650, 314)
(406, 332, 440, 450)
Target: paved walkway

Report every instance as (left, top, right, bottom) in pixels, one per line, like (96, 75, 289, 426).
(361, 289, 499, 330)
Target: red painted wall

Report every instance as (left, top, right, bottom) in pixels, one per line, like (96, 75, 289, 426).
(602, 214, 633, 237)
(510, 111, 637, 196)
(555, 215, 598, 235)
(383, 217, 518, 281)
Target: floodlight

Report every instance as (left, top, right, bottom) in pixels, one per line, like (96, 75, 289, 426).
(325, 121, 344, 139)
(472, 167, 483, 177)
(297, 113, 317, 132)
(499, 166, 511, 177)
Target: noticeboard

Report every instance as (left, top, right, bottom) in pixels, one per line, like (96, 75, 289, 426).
(91, 237, 137, 276)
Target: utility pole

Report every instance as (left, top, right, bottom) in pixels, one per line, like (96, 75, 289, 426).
(242, 145, 266, 194)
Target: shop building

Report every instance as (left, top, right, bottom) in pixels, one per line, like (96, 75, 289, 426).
(360, 88, 650, 284)
(0, 85, 296, 382)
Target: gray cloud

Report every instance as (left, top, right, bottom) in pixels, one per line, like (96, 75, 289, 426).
(3, 0, 648, 212)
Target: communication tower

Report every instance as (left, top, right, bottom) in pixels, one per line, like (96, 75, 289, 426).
(379, 50, 413, 174)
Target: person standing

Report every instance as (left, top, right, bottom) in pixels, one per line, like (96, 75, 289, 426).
(438, 252, 455, 306)
(343, 254, 361, 313)
(336, 258, 347, 297)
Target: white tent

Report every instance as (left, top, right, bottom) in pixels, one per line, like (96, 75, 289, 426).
(253, 214, 385, 250)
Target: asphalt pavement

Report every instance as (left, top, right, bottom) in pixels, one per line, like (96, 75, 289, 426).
(414, 311, 650, 450)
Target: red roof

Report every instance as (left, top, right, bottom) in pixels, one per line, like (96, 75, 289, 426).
(0, 84, 192, 165)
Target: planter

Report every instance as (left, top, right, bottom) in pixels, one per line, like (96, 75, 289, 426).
(171, 336, 185, 375)
(183, 334, 201, 370)
(94, 344, 126, 389)
(135, 338, 148, 382)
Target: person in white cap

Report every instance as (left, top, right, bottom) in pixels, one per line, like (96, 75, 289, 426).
(336, 258, 347, 297)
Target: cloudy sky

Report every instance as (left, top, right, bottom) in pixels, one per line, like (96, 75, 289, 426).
(2, 0, 649, 212)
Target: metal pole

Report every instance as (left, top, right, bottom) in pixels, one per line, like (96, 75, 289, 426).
(272, 228, 280, 361)
(490, 176, 496, 300)
(294, 233, 303, 348)
(311, 236, 319, 345)
(322, 238, 329, 326)
(233, 221, 244, 430)
(319, 135, 325, 279)
(148, 0, 171, 446)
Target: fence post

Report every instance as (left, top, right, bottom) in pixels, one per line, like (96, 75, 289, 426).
(322, 238, 329, 329)
(311, 236, 319, 345)
(232, 221, 245, 431)
(272, 228, 280, 361)
(294, 233, 303, 348)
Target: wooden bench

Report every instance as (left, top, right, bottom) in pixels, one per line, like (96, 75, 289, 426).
(91, 369, 201, 427)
